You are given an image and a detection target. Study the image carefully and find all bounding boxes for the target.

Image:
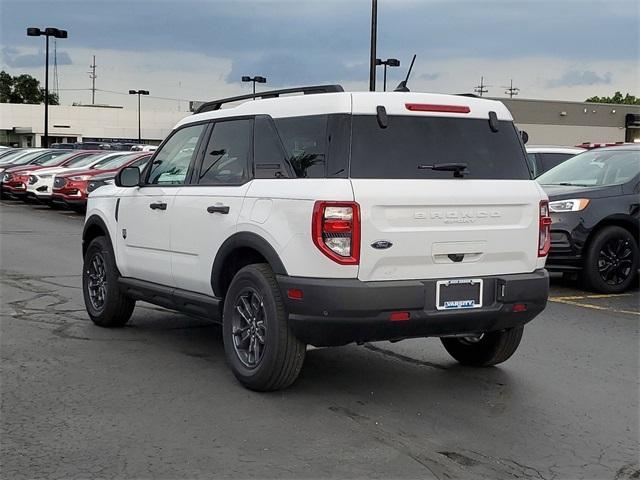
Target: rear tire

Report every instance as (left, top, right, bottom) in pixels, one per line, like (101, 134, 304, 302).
(441, 326, 524, 366)
(222, 263, 306, 391)
(582, 226, 638, 294)
(82, 236, 135, 327)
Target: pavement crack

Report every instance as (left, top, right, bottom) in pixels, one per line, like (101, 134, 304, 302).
(363, 343, 448, 370)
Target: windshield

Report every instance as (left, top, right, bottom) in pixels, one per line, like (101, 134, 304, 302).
(537, 149, 640, 187)
(5, 150, 48, 166)
(349, 116, 530, 179)
(67, 153, 108, 168)
(0, 150, 36, 165)
(85, 153, 126, 168)
(95, 153, 140, 170)
(0, 149, 20, 160)
(34, 150, 75, 166)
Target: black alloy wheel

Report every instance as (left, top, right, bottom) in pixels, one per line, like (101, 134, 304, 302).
(583, 226, 638, 293)
(597, 237, 634, 286)
(86, 251, 108, 311)
(231, 288, 267, 369)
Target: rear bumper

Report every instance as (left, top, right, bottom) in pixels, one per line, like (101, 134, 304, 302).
(277, 269, 549, 347)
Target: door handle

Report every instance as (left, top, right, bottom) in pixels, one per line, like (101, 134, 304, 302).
(207, 205, 230, 214)
(149, 202, 167, 211)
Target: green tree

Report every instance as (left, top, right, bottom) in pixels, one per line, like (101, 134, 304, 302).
(585, 91, 639, 105)
(0, 71, 59, 105)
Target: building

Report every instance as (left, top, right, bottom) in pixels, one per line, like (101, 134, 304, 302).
(1, 97, 638, 148)
(497, 98, 640, 145)
(0, 103, 186, 147)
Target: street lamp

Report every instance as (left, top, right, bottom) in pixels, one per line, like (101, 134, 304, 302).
(241, 76, 267, 96)
(27, 27, 68, 148)
(375, 58, 400, 92)
(129, 90, 149, 143)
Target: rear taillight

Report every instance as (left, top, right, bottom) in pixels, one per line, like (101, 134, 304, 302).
(538, 200, 552, 257)
(312, 201, 360, 265)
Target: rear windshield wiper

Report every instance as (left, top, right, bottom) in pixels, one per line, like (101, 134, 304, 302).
(548, 182, 590, 187)
(418, 162, 468, 178)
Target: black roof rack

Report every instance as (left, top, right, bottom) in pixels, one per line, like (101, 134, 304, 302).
(193, 84, 344, 114)
(455, 93, 480, 98)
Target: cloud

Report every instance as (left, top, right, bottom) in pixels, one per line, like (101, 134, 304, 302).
(547, 70, 613, 88)
(226, 53, 366, 87)
(2, 47, 73, 68)
(419, 72, 442, 81)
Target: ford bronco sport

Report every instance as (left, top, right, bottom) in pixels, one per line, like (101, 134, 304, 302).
(82, 85, 550, 391)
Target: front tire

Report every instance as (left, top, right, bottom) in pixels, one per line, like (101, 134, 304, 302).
(222, 264, 306, 391)
(82, 236, 135, 327)
(441, 326, 524, 366)
(583, 226, 638, 294)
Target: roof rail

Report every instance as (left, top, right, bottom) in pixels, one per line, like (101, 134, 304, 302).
(455, 93, 480, 98)
(193, 84, 345, 114)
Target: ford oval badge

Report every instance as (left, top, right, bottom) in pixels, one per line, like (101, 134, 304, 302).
(371, 240, 393, 250)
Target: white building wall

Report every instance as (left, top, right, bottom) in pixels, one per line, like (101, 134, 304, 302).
(0, 103, 187, 146)
(516, 123, 626, 146)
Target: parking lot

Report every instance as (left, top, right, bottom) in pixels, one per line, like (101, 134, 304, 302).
(1, 199, 638, 479)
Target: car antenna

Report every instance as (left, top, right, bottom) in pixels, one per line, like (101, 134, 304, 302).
(394, 54, 416, 92)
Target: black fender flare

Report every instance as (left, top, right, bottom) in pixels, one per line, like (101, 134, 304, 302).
(211, 232, 288, 296)
(82, 214, 114, 257)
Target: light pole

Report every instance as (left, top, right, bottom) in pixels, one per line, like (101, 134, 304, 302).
(375, 58, 400, 92)
(129, 90, 149, 143)
(27, 27, 68, 148)
(241, 76, 267, 96)
(369, 0, 377, 91)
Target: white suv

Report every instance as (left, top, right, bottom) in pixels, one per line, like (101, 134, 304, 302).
(82, 85, 550, 391)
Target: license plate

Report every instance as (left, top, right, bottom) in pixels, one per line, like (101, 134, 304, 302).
(436, 279, 483, 310)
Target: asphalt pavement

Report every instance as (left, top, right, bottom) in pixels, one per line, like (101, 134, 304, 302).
(1, 199, 638, 480)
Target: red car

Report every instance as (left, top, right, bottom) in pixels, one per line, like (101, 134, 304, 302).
(2, 150, 101, 199)
(51, 152, 151, 210)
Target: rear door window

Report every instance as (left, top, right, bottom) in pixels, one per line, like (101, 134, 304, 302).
(539, 153, 573, 173)
(198, 119, 252, 185)
(350, 115, 530, 179)
(253, 116, 289, 179)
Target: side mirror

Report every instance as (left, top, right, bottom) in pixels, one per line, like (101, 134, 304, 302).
(115, 166, 140, 187)
(521, 130, 529, 145)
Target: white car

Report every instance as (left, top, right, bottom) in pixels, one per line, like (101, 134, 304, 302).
(526, 145, 586, 177)
(83, 85, 551, 391)
(25, 152, 129, 203)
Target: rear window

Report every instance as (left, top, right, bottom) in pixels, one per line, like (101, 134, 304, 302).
(349, 115, 530, 179)
(273, 114, 349, 178)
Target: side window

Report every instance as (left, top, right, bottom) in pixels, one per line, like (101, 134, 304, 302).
(147, 124, 205, 185)
(540, 153, 572, 173)
(274, 115, 328, 178)
(198, 119, 252, 185)
(254, 116, 289, 179)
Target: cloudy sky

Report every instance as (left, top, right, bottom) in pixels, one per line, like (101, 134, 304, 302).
(1, 0, 638, 111)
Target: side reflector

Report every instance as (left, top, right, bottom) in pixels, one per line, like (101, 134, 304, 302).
(389, 311, 410, 321)
(287, 288, 304, 300)
(405, 103, 471, 114)
(512, 303, 527, 313)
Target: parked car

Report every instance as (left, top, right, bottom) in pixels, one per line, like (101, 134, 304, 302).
(2, 150, 75, 199)
(525, 146, 586, 177)
(130, 145, 158, 152)
(25, 151, 126, 204)
(82, 85, 551, 391)
(52, 152, 152, 210)
(537, 145, 639, 293)
(0, 148, 41, 168)
(86, 155, 152, 194)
